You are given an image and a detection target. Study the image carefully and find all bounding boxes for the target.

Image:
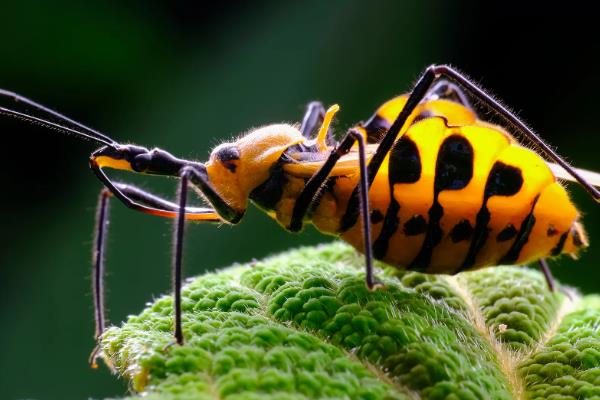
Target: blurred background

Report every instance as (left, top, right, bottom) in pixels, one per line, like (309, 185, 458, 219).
(0, 1, 597, 398)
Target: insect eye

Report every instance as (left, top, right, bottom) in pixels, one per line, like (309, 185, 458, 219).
(214, 145, 240, 173)
(215, 145, 240, 162)
(132, 153, 152, 172)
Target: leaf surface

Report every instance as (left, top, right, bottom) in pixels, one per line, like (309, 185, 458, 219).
(100, 242, 600, 399)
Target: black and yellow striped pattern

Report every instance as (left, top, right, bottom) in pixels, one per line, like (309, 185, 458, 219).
(253, 96, 587, 274)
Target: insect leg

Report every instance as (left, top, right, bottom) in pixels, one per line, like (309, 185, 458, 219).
(289, 130, 360, 232)
(340, 66, 438, 231)
(171, 167, 231, 345)
(171, 168, 194, 345)
(351, 130, 380, 290)
(538, 258, 556, 292)
(289, 129, 380, 289)
(300, 101, 326, 138)
(88, 188, 111, 368)
(113, 183, 182, 211)
(90, 163, 221, 221)
(167, 166, 228, 345)
(430, 65, 600, 201)
(112, 183, 221, 221)
(425, 79, 472, 109)
(88, 166, 222, 350)
(87, 182, 221, 363)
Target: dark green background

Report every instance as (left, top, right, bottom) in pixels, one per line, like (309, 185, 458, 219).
(0, 2, 597, 399)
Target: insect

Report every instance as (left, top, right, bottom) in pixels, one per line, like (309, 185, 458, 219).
(1, 65, 598, 366)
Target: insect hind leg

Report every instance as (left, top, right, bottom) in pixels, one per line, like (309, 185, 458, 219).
(538, 258, 555, 292)
(430, 65, 600, 202)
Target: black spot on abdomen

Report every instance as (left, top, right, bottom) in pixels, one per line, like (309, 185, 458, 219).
(484, 162, 523, 198)
(434, 135, 474, 192)
(450, 219, 474, 243)
(388, 136, 422, 184)
(403, 214, 427, 235)
(370, 209, 384, 224)
(497, 224, 518, 242)
(547, 224, 558, 237)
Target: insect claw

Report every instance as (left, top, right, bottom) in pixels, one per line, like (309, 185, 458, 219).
(88, 345, 101, 369)
(366, 279, 386, 292)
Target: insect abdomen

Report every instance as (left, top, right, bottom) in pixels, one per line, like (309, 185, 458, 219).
(313, 117, 586, 273)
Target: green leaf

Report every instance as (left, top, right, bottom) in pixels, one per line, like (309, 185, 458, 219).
(100, 242, 600, 399)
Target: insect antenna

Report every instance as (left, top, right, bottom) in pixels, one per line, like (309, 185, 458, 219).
(0, 89, 117, 147)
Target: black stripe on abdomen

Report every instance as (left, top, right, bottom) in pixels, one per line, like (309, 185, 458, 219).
(499, 194, 540, 264)
(551, 231, 569, 256)
(459, 161, 523, 272)
(372, 136, 421, 259)
(409, 134, 474, 271)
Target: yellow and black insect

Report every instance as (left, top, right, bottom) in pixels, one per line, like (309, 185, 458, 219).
(1, 65, 598, 364)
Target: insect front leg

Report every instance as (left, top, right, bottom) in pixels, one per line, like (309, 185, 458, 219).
(91, 161, 220, 221)
(166, 166, 225, 346)
(171, 169, 192, 345)
(89, 188, 111, 368)
(86, 176, 221, 359)
(161, 167, 225, 347)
